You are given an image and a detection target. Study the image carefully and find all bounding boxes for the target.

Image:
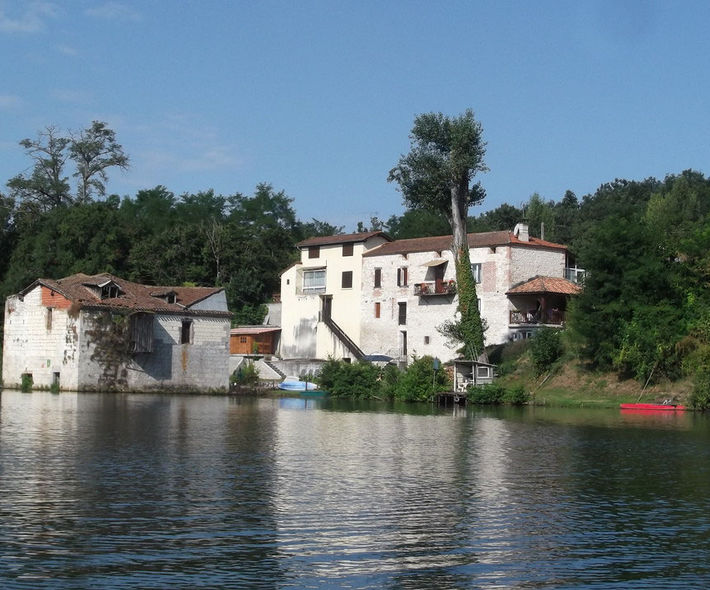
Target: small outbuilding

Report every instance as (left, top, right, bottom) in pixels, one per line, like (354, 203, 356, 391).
(453, 359, 497, 392)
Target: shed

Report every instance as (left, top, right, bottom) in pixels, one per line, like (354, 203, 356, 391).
(230, 326, 281, 355)
(453, 359, 497, 392)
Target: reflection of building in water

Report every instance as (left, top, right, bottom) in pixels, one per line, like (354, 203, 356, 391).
(270, 407, 475, 581)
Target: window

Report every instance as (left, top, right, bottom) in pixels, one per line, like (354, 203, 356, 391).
(308, 245, 320, 259)
(240, 336, 247, 343)
(303, 269, 326, 293)
(471, 263, 482, 283)
(341, 271, 353, 289)
(342, 243, 354, 256)
(398, 302, 407, 325)
(374, 268, 382, 288)
(477, 366, 490, 378)
(397, 267, 408, 287)
(101, 282, 121, 299)
(424, 336, 430, 345)
(46, 307, 52, 330)
(374, 302, 381, 318)
(167, 293, 176, 304)
(129, 313, 154, 353)
(180, 320, 192, 344)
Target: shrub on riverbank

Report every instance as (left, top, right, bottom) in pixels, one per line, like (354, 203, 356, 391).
(317, 356, 449, 401)
(467, 383, 530, 405)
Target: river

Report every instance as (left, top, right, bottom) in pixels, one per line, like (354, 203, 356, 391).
(1, 390, 709, 588)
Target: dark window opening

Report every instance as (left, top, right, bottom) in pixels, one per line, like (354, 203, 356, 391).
(398, 302, 407, 325)
(101, 283, 121, 299)
(129, 313, 154, 353)
(374, 302, 381, 318)
(167, 293, 176, 304)
(341, 271, 353, 289)
(46, 307, 52, 330)
(397, 267, 408, 287)
(181, 319, 192, 344)
(342, 243, 354, 256)
(374, 268, 382, 288)
(308, 246, 320, 259)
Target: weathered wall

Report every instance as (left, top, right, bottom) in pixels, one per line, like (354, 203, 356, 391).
(2, 287, 81, 389)
(78, 312, 230, 392)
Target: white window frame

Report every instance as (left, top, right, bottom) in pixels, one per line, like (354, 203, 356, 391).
(302, 269, 326, 293)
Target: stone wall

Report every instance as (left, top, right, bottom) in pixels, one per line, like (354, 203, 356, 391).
(2, 287, 81, 390)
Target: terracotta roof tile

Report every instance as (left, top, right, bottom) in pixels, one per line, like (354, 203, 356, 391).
(506, 276, 582, 295)
(28, 273, 231, 316)
(363, 230, 567, 257)
(296, 231, 391, 248)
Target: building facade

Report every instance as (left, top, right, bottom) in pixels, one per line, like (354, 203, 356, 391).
(3, 273, 231, 392)
(279, 224, 580, 365)
(279, 231, 390, 360)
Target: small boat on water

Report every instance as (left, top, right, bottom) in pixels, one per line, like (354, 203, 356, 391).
(278, 377, 321, 392)
(620, 403, 686, 411)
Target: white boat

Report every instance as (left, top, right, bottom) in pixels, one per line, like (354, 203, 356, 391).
(278, 377, 320, 392)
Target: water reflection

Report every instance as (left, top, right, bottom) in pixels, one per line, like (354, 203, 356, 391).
(1, 391, 709, 588)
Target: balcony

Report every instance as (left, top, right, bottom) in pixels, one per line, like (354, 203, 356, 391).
(509, 309, 566, 326)
(414, 280, 456, 297)
(564, 267, 586, 284)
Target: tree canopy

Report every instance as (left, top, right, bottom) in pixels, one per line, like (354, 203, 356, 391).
(389, 109, 488, 357)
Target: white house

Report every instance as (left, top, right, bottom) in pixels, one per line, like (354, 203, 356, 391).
(2, 273, 232, 392)
(279, 231, 390, 361)
(279, 224, 581, 365)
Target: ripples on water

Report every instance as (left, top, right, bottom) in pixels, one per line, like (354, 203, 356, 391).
(0, 391, 709, 588)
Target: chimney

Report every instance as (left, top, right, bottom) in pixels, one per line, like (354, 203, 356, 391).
(513, 222, 529, 242)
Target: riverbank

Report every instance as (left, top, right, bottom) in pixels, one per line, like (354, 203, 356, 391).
(496, 358, 693, 409)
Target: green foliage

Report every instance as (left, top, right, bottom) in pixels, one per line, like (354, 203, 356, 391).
(317, 359, 380, 399)
(21, 374, 33, 393)
(50, 381, 60, 394)
(231, 362, 260, 386)
(467, 383, 530, 405)
(393, 356, 449, 402)
(530, 328, 564, 376)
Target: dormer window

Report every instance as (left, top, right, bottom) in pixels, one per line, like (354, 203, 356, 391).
(166, 293, 177, 304)
(100, 281, 122, 299)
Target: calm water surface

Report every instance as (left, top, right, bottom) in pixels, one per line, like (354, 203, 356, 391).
(1, 390, 709, 589)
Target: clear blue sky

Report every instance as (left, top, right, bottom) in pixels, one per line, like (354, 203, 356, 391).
(2, 1, 709, 230)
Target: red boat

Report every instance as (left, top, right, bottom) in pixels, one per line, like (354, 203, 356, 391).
(620, 403, 686, 411)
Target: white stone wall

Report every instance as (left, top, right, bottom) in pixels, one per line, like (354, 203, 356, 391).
(78, 312, 230, 392)
(361, 243, 568, 362)
(279, 236, 388, 360)
(510, 245, 565, 285)
(2, 287, 81, 390)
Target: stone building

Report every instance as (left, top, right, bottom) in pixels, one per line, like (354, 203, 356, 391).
(279, 223, 581, 365)
(2, 273, 231, 392)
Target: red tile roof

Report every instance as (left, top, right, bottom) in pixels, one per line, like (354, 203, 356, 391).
(296, 231, 391, 248)
(23, 273, 231, 317)
(363, 230, 567, 257)
(506, 276, 582, 296)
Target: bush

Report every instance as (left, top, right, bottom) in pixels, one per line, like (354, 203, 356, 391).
(468, 383, 530, 405)
(21, 373, 33, 393)
(530, 328, 564, 376)
(393, 356, 449, 402)
(231, 362, 260, 386)
(317, 358, 380, 398)
(502, 385, 530, 405)
(468, 383, 505, 404)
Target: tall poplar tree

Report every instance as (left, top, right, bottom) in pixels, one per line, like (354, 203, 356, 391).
(388, 109, 488, 357)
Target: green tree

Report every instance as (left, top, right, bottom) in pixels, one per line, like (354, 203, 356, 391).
(69, 121, 129, 203)
(389, 109, 488, 357)
(6, 126, 71, 210)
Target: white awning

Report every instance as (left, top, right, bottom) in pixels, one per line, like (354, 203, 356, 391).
(421, 258, 447, 267)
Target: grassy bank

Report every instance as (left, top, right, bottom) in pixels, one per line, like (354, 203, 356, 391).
(493, 348, 693, 409)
